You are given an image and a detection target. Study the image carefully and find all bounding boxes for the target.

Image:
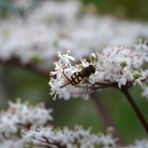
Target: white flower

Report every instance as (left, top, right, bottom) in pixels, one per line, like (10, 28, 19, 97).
(117, 77, 127, 88)
(0, 139, 23, 148)
(8, 100, 53, 127)
(23, 126, 117, 148)
(50, 43, 148, 100)
(142, 87, 148, 99)
(0, 0, 148, 67)
(0, 100, 53, 139)
(125, 139, 148, 148)
(12, 0, 31, 9)
(0, 114, 18, 139)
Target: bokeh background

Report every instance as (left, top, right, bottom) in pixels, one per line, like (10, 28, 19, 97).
(0, 0, 148, 145)
(1, 0, 148, 20)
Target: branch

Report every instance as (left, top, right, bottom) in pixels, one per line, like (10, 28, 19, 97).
(121, 87, 148, 134)
(1, 58, 147, 88)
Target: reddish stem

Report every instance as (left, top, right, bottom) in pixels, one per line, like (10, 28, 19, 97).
(121, 87, 148, 134)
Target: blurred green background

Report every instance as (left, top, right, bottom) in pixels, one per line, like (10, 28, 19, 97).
(0, 0, 148, 145)
(81, 0, 148, 21)
(0, 0, 148, 20)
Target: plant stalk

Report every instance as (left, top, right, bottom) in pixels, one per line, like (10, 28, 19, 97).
(121, 87, 148, 134)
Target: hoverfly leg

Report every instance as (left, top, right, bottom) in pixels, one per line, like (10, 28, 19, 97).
(60, 82, 70, 88)
(62, 69, 72, 82)
(84, 83, 89, 100)
(60, 68, 71, 88)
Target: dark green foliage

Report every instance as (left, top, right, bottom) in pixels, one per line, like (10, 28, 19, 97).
(81, 0, 148, 20)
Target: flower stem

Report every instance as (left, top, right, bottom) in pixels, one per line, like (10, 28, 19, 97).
(90, 92, 123, 145)
(121, 87, 148, 134)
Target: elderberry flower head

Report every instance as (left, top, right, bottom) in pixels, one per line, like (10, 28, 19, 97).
(126, 139, 148, 148)
(49, 43, 148, 100)
(12, 0, 32, 10)
(0, 139, 23, 148)
(23, 126, 116, 148)
(0, 0, 148, 66)
(142, 86, 148, 99)
(0, 100, 53, 140)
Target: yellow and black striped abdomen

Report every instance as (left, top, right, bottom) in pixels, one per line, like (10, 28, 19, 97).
(70, 71, 83, 86)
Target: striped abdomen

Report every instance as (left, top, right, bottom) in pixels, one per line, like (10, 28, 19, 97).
(70, 71, 83, 86)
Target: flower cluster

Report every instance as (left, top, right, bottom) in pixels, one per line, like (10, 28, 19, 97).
(0, 0, 148, 66)
(0, 100, 118, 148)
(0, 100, 53, 140)
(89, 43, 148, 88)
(142, 86, 148, 99)
(126, 139, 148, 148)
(23, 126, 116, 148)
(0, 139, 23, 148)
(50, 43, 148, 100)
(12, 0, 32, 10)
(0, 0, 147, 147)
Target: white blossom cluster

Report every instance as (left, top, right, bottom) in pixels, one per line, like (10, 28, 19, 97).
(0, 139, 23, 148)
(49, 43, 148, 100)
(142, 85, 148, 99)
(0, 100, 53, 140)
(0, 0, 148, 66)
(125, 139, 148, 148)
(0, 100, 118, 148)
(23, 126, 116, 148)
(89, 43, 148, 88)
(12, 0, 32, 10)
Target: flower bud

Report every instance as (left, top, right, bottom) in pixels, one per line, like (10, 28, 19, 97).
(89, 53, 97, 65)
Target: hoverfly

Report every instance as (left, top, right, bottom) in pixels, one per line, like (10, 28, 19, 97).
(61, 64, 95, 88)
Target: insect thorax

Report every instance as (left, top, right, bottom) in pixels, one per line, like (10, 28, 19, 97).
(80, 65, 95, 77)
